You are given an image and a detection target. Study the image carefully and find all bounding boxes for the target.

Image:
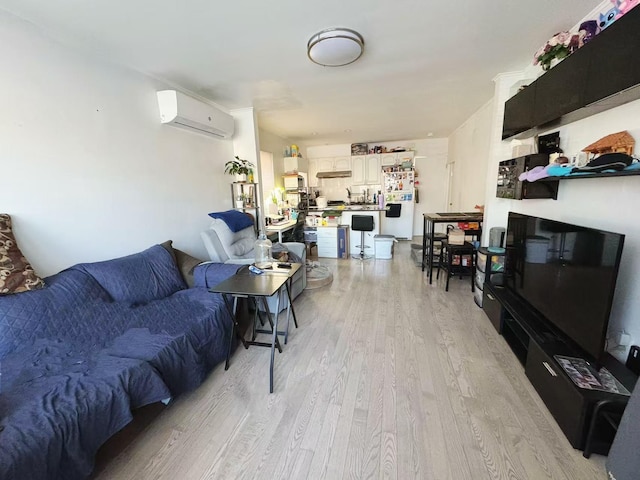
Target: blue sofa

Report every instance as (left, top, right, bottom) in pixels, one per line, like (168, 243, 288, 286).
(0, 244, 238, 480)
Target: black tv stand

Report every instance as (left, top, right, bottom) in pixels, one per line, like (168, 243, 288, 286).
(483, 282, 637, 453)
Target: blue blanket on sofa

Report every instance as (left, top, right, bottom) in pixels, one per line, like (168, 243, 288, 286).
(0, 245, 239, 480)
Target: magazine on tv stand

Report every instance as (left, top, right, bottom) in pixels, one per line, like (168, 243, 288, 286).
(554, 355, 630, 396)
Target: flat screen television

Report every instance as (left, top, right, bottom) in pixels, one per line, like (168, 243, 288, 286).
(504, 212, 624, 361)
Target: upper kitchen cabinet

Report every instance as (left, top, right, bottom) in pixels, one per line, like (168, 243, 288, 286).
(381, 151, 414, 166)
(317, 156, 351, 172)
(308, 158, 319, 187)
(352, 154, 381, 185)
(502, 6, 640, 140)
(381, 153, 397, 166)
(365, 154, 381, 184)
(351, 155, 366, 184)
(334, 156, 351, 170)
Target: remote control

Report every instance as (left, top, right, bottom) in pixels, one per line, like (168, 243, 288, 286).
(248, 265, 264, 275)
(277, 263, 292, 269)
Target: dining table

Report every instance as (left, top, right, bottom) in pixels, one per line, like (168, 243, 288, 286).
(422, 212, 484, 285)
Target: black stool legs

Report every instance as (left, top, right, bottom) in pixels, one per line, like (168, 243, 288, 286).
(437, 240, 476, 292)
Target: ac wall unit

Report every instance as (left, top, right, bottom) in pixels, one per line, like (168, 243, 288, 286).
(157, 90, 234, 139)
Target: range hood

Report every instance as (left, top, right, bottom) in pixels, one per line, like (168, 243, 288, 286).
(316, 170, 352, 178)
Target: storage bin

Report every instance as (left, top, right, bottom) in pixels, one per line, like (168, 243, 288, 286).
(476, 250, 488, 272)
(474, 281, 484, 307)
(374, 234, 395, 259)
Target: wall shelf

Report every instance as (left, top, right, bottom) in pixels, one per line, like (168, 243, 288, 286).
(503, 6, 640, 139)
(537, 169, 640, 182)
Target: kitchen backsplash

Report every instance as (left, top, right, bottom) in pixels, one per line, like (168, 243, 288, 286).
(314, 177, 382, 203)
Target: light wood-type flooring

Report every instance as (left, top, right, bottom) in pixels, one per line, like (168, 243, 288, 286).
(94, 241, 606, 480)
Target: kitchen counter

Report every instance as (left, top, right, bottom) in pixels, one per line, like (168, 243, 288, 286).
(308, 205, 387, 212)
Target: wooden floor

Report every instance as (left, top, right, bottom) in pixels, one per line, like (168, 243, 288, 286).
(94, 241, 606, 480)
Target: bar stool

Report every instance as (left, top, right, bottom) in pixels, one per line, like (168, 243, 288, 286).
(351, 215, 375, 260)
(437, 237, 476, 292)
(425, 232, 447, 273)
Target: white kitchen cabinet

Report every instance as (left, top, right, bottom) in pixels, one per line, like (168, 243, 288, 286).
(317, 156, 352, 173)
(308, 158, 319, 187)
(380, 151, 415, 166)
(352, 154, 381, 185)
(317, 157, 335, 172)
(396, 151, 415, 165)
(334, 156, 351, 170)
(351, 155, 366, 184)
(284, 156, 299, 173)
(316, 226, 338, 258)
(365, 154, 381, 184)
(380, 153, 397, 166)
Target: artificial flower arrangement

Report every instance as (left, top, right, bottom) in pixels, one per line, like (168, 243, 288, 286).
(533, 31, 586, 71)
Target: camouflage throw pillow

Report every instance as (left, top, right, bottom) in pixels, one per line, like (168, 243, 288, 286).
(0, 214, 45, 294)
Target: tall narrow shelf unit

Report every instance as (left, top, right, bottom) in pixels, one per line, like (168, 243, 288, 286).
(230, 182, 260, 233)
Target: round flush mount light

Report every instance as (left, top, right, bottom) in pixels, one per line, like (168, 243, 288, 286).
(307, 28, 365, 67)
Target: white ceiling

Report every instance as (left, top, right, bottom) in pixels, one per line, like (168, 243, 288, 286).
(1, 0, 600, 145)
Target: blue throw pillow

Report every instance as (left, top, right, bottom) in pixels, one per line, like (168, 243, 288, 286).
(76, 244, 187, 304)
(208, 210, 254, 233)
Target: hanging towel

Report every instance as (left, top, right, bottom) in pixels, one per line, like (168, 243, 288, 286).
(385, 203, 402, 218)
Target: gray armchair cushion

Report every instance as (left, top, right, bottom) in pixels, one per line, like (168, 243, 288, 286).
(201, 220, 307, 311)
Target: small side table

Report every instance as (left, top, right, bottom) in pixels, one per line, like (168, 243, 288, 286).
(209, 263, 301, 393)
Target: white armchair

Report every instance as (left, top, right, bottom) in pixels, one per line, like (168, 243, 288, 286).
(201, 219, 307, 309)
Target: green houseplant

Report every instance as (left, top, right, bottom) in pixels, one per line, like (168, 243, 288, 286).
(225, 156, 255, 182)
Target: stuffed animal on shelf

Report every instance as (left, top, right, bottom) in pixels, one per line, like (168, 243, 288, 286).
(599, 5, 620, 29)
(614, 0, 640, 18)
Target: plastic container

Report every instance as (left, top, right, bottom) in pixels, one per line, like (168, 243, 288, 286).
(525, 236, 550, 264)
(254, 232, 272, 268)
(374, 234, 395, 259)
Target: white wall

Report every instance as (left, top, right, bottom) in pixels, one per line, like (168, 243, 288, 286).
(0, 12, 234, 276)
(454, 67, 640, 360)
(448, 99, 493, 212)
(258, 128, 296, 191)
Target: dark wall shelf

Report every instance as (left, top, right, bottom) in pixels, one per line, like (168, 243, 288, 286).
(503, 6, 640, 140)
(537, 169, 640, 182)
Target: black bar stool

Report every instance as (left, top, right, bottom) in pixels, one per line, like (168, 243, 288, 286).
(351, 215, 375, 260)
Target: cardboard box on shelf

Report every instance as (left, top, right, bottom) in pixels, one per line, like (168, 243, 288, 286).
(448, 229, 465, 245)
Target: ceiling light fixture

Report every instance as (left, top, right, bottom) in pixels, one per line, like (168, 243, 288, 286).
(307, 28, 365, 67)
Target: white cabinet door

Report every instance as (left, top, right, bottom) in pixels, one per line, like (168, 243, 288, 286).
(284, 156, 299, 173)
(317, 157, 334, 172)
(380, 153, 396, 166)
(351, 155, 365, 185)
(396, 151, 415, 165)
(365, 154, 381, 184)
(317, 227, 338, 258)
(308, 159, 319, 187)
(334, 156, 351, 170)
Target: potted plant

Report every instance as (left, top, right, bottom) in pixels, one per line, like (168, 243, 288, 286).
(225, 156, 255, 182)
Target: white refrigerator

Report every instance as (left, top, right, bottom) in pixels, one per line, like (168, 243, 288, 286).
(381, 169, 415, 239)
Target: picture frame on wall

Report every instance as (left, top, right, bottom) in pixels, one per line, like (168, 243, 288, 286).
(351, 143, 368, 155)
